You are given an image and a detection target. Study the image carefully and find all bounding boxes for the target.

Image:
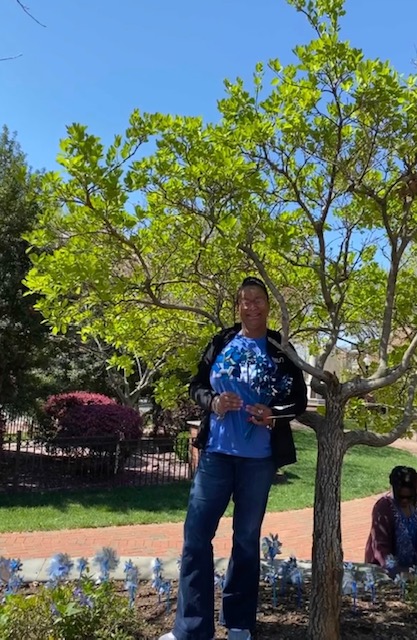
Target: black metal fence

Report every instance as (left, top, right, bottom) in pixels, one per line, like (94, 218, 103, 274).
(3, 412, 38, 437)
(0, 432, 198, 493)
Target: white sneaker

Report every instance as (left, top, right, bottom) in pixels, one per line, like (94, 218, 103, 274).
(158, 634, 214, 640)
(228, 630, 251, 640)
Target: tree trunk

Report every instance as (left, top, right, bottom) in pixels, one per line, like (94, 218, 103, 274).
(308, 391, 345, 640)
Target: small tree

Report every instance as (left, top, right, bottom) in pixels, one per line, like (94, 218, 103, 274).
(25, 1, 417, 637)
(83, 337, 166, 410)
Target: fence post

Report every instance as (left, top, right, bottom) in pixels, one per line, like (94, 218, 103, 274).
(29, 417, 35, 439)
(114, 436, 121, 475)
(13, 430, 22, 491)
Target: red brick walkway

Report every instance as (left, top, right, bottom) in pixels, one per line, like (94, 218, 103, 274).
(1, 439, 416, 562)
(0, 494, 381, 563)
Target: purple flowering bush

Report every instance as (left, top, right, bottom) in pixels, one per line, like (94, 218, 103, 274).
(36, 392, 142, 468)
(58, 404, 142, 441)
(38, 391, 142, 440)
(44, 391, 117, 417)
(36, 392, 118, 440)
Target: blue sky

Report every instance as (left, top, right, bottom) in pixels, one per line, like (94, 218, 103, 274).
(1, 0, 417, 171)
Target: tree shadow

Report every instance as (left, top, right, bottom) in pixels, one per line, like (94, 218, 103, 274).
(0, 479, 192, 515)
(272, 470, 300, 485)
(0, 435, 192, 499)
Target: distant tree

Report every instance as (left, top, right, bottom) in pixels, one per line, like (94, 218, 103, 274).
(0, 128, 158, 416)
(30, 332, 114, 402)
(0, 126, 51, 412)
(36, 333, 165, 410)
(78, 337, 166, 409)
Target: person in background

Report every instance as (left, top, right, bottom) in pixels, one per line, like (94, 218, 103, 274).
(159, 276, 307, 640)
(365, 465, 417, 571)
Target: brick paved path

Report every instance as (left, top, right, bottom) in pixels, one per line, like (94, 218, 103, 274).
(0, 494, 381, 563)
(1, 439, 416, 562)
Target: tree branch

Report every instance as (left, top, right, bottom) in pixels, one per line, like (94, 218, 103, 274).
(15, 0, 46, 27)
(310, 377, 328, 398)
(0, 53, 23, 61)
(343, 331, 417, 400)
(316, 329, 340, 370)
(125, 295, 223, 327)
(344, 374, 417, 450)
(376, 253, 401, 374)
(236, 243, 333, 383)
(296, 410, 326, 433)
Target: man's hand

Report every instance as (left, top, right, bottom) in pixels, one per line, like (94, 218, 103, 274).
(212, 392, 243, 416)
(246, 403, 273, 427)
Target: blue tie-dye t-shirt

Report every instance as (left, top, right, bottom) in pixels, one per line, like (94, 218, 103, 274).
(393, 504, 417, 567)
(206, 333, 292, 458)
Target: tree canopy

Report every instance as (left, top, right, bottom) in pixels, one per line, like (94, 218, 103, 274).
(0, 127, 52, 411)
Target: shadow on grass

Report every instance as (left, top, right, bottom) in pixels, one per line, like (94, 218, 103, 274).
(282, 470, 301, 482)
(0, 481, 192, 514)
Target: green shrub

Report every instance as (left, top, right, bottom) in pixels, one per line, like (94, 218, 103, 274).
(174, 430, 190, 463)
(0, 579, 144, 640)
(406, 574, 417, 611)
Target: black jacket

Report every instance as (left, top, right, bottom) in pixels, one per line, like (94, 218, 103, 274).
(189, 324, 308, 469)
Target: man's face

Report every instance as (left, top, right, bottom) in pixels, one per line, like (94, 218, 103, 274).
(397, 487, 415, 506)
(238, 286, 269, 331)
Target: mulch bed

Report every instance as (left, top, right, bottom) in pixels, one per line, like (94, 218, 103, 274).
(2, 577, 417, 639)
(137, 579, 417, 640)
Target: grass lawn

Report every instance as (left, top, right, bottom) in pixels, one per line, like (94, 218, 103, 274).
(0, 430, 415, 533)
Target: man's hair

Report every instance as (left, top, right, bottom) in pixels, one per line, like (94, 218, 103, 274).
(389, 465, 417, 489)
(236, 276, 269, 303)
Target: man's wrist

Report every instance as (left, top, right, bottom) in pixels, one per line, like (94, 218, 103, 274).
(211, 395, 224, 417)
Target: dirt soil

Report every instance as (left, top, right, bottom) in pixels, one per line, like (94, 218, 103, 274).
(138, 579, 417, 640)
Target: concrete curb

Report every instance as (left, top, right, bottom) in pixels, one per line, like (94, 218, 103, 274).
(14, 556, 389, 584)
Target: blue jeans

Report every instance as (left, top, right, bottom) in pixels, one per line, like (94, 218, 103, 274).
(173, 451, 275, 640)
